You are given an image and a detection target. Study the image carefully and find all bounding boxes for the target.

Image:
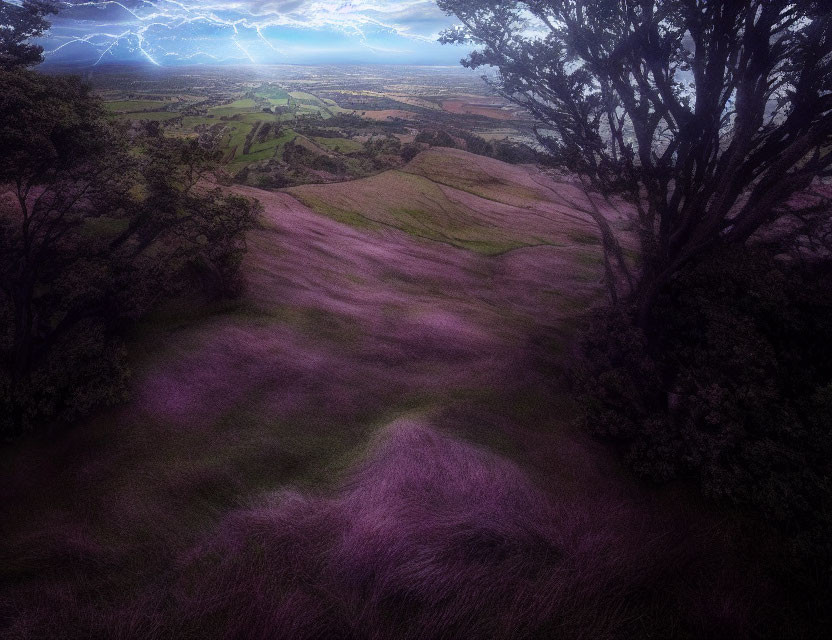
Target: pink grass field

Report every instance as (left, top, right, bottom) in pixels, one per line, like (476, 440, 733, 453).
(1, 150, 774, 638)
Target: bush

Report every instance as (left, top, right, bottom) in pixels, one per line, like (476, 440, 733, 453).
(492, 141, 538, 164)
(575, 247, 832, 571)
(457, 130, 493, 156)
(0, 70, 261, 438)
(255, 173, 290, 189)
(414, 129, 456, 148)
(400, 143, 420, 163)
(310, 154, 345, 174)
(0, 319, 129, 437)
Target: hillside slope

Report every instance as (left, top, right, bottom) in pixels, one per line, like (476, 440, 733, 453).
(0, 149, 757, 638)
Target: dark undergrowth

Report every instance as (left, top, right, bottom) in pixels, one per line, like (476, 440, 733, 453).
(1, 419, 774, 639)
(576, 247, 832, 637)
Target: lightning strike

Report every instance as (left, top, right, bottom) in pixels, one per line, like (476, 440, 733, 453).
(42, 1, 446, 66)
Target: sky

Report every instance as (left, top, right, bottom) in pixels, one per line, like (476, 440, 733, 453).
(34, 1, 468, 66)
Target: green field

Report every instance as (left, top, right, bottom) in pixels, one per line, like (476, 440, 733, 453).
(208, 98, 258, 117)
(256, 87, 290, 100)
(313, 137, 364, 154)
(227, 129, 298, 173)
(256, 86, 291, 106)
(105, 100, 167, 112)
(288, 170, 537, 255)
(289, 91, 320, 101)
(112, 111, 181, 122)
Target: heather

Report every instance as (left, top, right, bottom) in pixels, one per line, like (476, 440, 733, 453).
(3, 0, 832, 636)
(1, 148, 778, 638)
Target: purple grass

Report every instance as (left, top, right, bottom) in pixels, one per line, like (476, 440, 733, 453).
(168, 419, 753, 640)
(1, 151, 773, 639)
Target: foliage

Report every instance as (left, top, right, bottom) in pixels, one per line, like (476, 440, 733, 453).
(0, 70, 260, 437)
(256, 121, 274, 143)
(0, 0, 57, 69)
(439, 0, 832, 323)
(453, 128, 492, 156)
(491, 140, 539, 165)
(310, 153, 346, 174)
(415, 128, 457, 148)
(363, 134, 401, 157)
(254, 173, 290, 189)
(400, 143, 420, 163)
(575, 248, 832, 574)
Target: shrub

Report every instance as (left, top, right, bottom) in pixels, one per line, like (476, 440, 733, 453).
(414, 129, 456, 148)
(400, 143, 420, 163)
(575, 248, 832, 573)
(0, 70, 261, 437)
(457, 130, 493, 156)
(491, 141, 538, 164)
(256, 122, 273, 142)
(0, 317, 129, 437)
(310, 154, 345, 174)
(255, 173, 290, 189)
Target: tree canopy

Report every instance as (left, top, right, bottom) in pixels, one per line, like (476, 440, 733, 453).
(0, 69, 260, 435)
(439, 0, 832, 323)
(0, 0, 57, 69)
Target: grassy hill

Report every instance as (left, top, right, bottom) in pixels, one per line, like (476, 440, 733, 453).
(0, 149, 756, 639)
(287, 148, 628, 258)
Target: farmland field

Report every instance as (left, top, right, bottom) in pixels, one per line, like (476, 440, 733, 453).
(104, 99, 167, 111)
(85, 65, 537, 187)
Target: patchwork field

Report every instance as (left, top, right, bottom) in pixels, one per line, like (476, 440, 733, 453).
(441, 98, 519, 120)
(88, 66, 538, 187)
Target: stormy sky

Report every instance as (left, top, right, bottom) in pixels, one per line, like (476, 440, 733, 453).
(37, 1, 465, 66)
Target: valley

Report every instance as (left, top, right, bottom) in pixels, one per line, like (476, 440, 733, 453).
(87, 65, 536, 189)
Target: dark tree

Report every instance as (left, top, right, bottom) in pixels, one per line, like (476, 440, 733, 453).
(439, 0, 832, 324)
(0, 0, 58, 69)
(0, 70, 260, 435)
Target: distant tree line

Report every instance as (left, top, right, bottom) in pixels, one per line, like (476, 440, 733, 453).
(409, 127, 540, 165)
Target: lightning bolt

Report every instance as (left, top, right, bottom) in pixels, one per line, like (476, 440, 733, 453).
(43, 1, 441, 66)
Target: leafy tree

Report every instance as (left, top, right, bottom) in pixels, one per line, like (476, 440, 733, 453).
(0, 70, 260, 436)
(0, 0, 58, 69)
(439, 0, 832, 325)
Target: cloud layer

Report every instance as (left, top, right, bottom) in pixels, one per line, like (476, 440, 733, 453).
(42, 1, 463, 65)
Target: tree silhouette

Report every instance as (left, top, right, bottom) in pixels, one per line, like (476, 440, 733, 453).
(0, 0, 58, 69)
(0, 71, 260, 435)
(439, 0, 832, 325)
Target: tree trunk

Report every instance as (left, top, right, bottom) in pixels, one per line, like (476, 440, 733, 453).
(8, 293, 33, 436)
(11, 284, 34, 381)
(634, 264, 671, 333)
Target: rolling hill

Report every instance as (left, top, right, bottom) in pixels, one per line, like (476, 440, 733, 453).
(0, 149, 752, 639)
